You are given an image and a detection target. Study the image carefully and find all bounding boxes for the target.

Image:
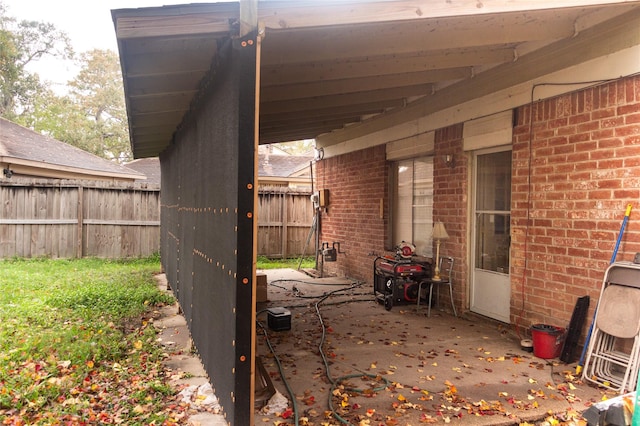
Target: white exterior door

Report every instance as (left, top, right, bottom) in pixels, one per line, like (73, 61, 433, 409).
(470, 148, 512, 323)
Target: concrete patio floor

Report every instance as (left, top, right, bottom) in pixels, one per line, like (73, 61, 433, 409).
(254, 268, 614, 426)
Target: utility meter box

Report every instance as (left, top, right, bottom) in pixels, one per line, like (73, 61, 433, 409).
(318, 189, 330, 207)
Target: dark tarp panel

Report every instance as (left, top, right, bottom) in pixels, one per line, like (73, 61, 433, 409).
(160, 34, 256, 425)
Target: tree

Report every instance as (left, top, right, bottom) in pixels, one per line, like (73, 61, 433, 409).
(64, 49, 131, 162)
(274, 139, 315, 155)
(0, 5, 131, 163)
(0, 2, 73, 118)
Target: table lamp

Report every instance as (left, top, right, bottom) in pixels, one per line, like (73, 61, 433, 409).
(432, 222, 449, 281)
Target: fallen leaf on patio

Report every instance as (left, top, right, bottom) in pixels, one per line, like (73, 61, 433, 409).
(420, 413, 436, 423)
(544, 415, 560, 425)
(528, 378, 537, 384)
(397, 394, 406, 402)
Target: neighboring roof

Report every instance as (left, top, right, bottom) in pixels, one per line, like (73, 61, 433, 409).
(125, 157, 161, 185)
(258, 145, 313, 178)
(0, 117, 144, 181)
(258, 152, 312, 178)
(120, 150, 312, 185)
(112, 1, 640, 158)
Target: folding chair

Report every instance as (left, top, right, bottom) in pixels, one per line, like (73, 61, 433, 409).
(582, 262, 640, 394)
(417, 256, 457, 317)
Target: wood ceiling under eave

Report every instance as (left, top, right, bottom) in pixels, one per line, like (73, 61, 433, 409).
(257, 3, 639, 144)
(113, 1, 640, 158)
(113, 3, 240, 158)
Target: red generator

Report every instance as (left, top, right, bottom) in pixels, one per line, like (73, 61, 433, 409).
(373, 256, 431, 310)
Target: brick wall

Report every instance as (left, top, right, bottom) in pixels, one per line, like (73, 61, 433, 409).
(315, 145, 388, 281)
(511, 75, 640, 331)
(316, 128, 468, 315)
(315, 75, 640, 328)
(433, 124, 468, 313)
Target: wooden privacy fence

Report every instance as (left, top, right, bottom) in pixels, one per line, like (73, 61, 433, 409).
(0, 180, 313, 259)
(0, 179, 161, 259)
(257, 187, 314, 258)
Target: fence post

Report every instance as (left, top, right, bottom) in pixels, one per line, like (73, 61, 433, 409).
(76, 185, 83, 258)
(282, 191, 288, 258)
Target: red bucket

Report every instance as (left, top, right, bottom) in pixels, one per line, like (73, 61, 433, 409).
(531, 324, 565, 359)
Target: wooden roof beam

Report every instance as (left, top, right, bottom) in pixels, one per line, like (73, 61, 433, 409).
(257, 0, 638, 29)
(261, 13, 574, 65)
(261, 48, 513, 85)
(261, 84, 430, 115)
(112, 4, 239, 39)
(261, 69, 469, 101)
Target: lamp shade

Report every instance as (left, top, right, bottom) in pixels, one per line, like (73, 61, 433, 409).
(432, 222, 449, 240)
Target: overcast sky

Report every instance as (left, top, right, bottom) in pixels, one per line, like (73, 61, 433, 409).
(2, 0, 209, 87)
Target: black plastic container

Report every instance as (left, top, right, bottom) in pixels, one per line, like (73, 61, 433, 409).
(267, 307, 291, 331)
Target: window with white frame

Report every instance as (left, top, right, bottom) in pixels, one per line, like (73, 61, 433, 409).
(391, 156, 434, 256)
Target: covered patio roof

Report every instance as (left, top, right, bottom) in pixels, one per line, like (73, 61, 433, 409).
(112, 0, 640, 159)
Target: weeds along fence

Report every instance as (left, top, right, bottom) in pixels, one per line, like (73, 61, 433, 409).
(0, 179, 313, 259)
(0, 178, 161, 259)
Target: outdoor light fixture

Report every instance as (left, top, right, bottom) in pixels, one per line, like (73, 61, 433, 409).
(444, 154, 455, 168)
(431, 221, 449, 281)
(3, 168, 12, 178)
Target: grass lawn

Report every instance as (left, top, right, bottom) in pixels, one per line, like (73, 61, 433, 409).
(0, 255, 312, 424)
(257, 256, 315, 270)
(0, 256, 180, 425)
